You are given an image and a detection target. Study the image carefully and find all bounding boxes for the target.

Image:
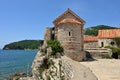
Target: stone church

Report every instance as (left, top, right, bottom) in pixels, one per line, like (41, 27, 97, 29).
(44, 9, 86, 61)
(43, 9, 120, 61)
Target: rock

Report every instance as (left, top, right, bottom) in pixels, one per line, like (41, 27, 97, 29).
(55, 52, 61, 58)
(8, 77, 19, 80)
(14, 72, 26, 76)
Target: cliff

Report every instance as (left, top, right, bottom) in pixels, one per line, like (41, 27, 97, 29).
(31, 50, 98, 80)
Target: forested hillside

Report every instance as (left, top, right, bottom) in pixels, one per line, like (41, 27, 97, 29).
(3, 40, 43, 50)
(85, 25, 118, 36)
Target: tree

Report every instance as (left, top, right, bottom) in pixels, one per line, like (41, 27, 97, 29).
(3, 40, 44, 50)
(114, 37, 120, 47)
(85, 25, 117, 36)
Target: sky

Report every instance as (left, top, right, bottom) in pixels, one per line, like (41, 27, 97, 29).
(0, 0, 120, 49)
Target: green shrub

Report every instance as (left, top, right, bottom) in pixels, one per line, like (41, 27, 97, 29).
(38, 58, 53, 78)
(114, 37, 120, 47)
(41, 52, 46, 56)
(38, 67, 44, 78)
(48, 59, 54, 66)
(106, 55, 113, 59)
(47, 40, 63, 56)
(38, 67, 44, 74)
(105, 46, 120, 55)
(105, 46, 111, 48)
(47, 75, 51, 80)
(61, 76, 65, 80)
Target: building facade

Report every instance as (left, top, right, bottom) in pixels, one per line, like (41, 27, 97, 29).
(84, 29, 120, 49)
(44, 9, 86, 61)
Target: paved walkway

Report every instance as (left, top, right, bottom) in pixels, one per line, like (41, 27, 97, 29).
(81, 59, 120, 80)
(61, 56, 97, 80)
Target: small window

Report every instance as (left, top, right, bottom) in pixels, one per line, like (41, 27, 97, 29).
(69, 32, 71, 36)
(111, 41, 115, 46)
(101, 42, 104, 47)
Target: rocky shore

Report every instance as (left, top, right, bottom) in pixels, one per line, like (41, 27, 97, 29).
(8, 71, 26, 80)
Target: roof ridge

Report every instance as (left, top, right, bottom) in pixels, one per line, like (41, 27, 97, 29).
(53, 8, 85, 25)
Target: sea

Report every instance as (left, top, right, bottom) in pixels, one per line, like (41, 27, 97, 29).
(0, 49, 37, 80)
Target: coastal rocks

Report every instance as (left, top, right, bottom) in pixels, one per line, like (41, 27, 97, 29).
(8, 77, 19, 80)
(14, 72, 26, 76)
(31, 50, 65, 80)
(8, 72, 27, 80)
(32, 51, 44, 80)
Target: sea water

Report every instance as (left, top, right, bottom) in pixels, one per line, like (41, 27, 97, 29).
(0, 49, 37, 80)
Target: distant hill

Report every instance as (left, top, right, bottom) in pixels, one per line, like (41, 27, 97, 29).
(85, 25, 118, 36)
(3, 40, 44, 50)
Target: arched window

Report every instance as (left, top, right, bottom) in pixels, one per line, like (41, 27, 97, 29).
(111, 41, 115, 46)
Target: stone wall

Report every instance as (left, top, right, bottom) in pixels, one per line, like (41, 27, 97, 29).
(84, 38, 118, 49)
(85, 48, 112, 59)
(98, 38, 117, 47)
(56, 23, 84, 61)
(84, 41, 98, 49)
(42, 27, 52, 48)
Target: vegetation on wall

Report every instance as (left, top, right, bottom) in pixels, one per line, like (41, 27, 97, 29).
(105, 46, 120, 55)
(3, 40, 43, 50)
(85, 25, 117, 36)
(38, 57, 53, 78)
(47, 40, 63, 56)
(113, 37, 120, 47)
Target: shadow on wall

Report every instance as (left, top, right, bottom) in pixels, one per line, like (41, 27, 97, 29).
(85, 51, 96, 61)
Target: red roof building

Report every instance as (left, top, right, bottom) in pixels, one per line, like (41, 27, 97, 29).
(84, 29, 120, 42)
(84, 29, 120, 48)
(84, 36, 98, 42)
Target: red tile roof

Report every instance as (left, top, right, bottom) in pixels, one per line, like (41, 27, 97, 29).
(53, 8, 86, 25)
(84, 29, 120, 42)
(98, 29, 120, 39)
(84, 36, 98, 42)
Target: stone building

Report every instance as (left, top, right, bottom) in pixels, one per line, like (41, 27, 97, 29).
(84, 29, 120, 49)
(44, 9, 86, 61)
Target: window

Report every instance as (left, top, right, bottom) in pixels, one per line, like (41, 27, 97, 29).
(111, 41, 115, 46)
(101, 42, 104, 47)
(69, 32, 71, 36)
